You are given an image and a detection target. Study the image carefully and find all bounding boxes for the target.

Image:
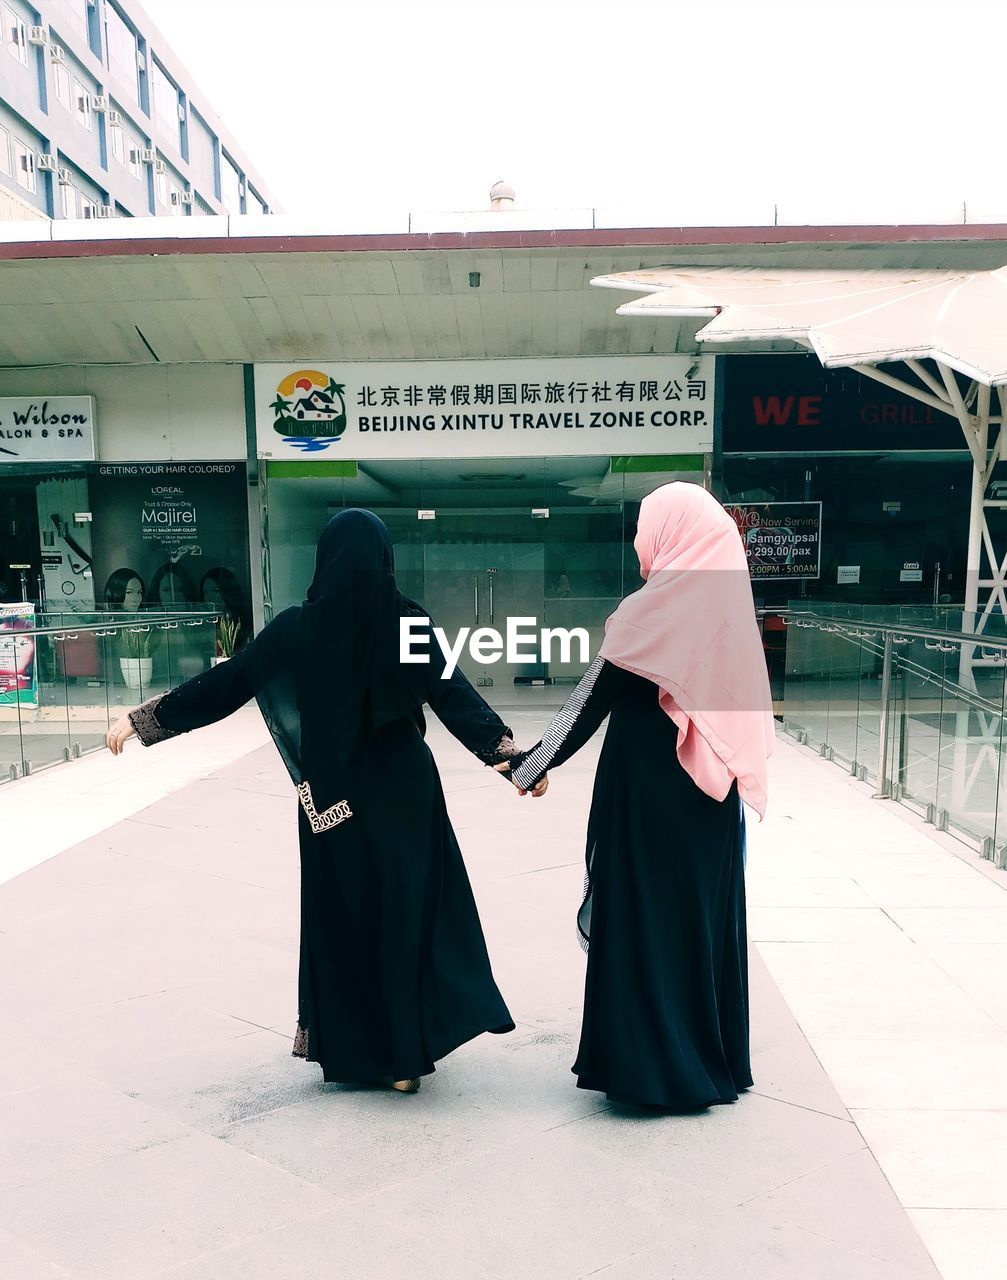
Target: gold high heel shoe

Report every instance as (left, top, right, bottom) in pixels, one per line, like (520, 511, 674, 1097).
(375, 1075, 422, 1093)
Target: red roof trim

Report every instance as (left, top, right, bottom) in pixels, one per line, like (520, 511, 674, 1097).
(2, 223, 1007, 262)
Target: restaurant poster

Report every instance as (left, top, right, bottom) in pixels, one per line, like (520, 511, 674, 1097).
(724, 501, 822, 581)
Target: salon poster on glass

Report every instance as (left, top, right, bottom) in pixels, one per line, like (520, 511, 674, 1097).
(0, 602, 39, 708)
(87, 464, 252, 623)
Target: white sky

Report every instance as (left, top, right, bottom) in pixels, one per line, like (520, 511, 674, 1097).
(140, 0, 1007, 228)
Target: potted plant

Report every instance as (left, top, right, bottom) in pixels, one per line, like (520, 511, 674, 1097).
(212, 615, 242, 666)
(118, 625, 158, 690)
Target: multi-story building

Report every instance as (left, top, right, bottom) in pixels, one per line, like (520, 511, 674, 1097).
(0, 0, 277, 222)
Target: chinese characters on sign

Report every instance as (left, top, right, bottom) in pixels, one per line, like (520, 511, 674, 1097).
(725, 502, 822, 581)
(255, 357, 715, 460)
(355, 378, 708, 409)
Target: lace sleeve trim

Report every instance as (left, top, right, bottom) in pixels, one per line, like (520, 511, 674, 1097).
(128, 697, 178, 747)
(476, 733, 522, 766)
(511, 656, 606, 789)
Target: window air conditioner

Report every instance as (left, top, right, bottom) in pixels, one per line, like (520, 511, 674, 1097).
(95, 205, 114, 218)
(37, 153, 58, 171)
(154, 159, 167, 175)
(180, 191, 193, 205)
(107, 110, 123, 128)
(140, 147, 156, 164)
(49, 44, 65, 64)
(57, 167, 74, 186)
(28, 26, 48, 45)
(91, 95, 109, 112)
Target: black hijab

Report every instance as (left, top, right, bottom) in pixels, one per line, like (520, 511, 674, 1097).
(292, 509, 431, 813)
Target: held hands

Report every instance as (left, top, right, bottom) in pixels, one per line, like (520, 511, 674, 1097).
(493, 761, 549, 798)
(106, 713, 136, 756)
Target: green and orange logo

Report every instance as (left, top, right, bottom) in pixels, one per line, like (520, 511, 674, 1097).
(270, 370, 346, 452)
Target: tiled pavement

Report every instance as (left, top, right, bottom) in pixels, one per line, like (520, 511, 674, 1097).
(0, 706, 1000, 1278)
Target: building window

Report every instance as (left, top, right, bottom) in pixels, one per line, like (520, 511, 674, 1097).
(4, 4, 27, 64)
(105, 4, 138, 104)
(155, 165, 168, 207)
(60, 180, 78, 219)
(220, 155, 242, 213)
(68, 0, 89, 35)
(14, 138, 35, 193)
(73, 78, 92, 130)
(54, 61, 72, 109)
(80, 193, 97, 219)
(110, 120, 125, 163)
(0, 124, 10, 176)
(127, 142, 143, 181)
(151, 62, 180, 148)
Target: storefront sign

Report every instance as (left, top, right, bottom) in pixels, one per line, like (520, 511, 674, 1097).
(0, 397, 96, 463)
(254, 357, 715, 460)
(724, 501, 822, 581)
(723, 356, 966, 453)
(837, 565, 861, 584)
(0, 603, 38, 707)
(900, 561, 924, 583)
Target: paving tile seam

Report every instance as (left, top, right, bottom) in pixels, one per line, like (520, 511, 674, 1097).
(138, 1203, 355, 1280)
(732, 1140, 870, 1212)
(0, 1227, 75, 1279)
(576, 1251, 644, 1279)
(0, 1123, 196, 1197)
(745, 1088, 854, 1124)
(351, 1119, 704, 1212)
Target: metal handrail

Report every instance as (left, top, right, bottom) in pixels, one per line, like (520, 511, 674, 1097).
(774, 608, 1007, 654)
(1, 611, 219, 640)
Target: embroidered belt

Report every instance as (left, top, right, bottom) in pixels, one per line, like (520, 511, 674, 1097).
(296, 781, 353, 834)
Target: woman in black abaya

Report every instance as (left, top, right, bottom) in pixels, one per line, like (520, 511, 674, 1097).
(107, 509, 515, 1092)
(502, 483, 774, 1112)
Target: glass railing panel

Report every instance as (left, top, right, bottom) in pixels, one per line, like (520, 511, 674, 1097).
(849, 625, 884, 785)
(891, 650, 944, 817)
(821, 624, 864, 768)
(17, 630, 73, 776)
(933, 658, 1006, 848)
(780, 620, 825, 746)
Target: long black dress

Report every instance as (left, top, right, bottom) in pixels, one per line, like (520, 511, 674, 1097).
(129, 610, 516, 1086)
(511, 656, 751, 1111)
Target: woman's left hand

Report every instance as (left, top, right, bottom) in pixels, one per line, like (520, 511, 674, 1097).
(106, 714, 136, 756)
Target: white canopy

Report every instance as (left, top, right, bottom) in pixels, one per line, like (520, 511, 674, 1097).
(591, 263, 1007, 692)
(592, 266, 1007, 387)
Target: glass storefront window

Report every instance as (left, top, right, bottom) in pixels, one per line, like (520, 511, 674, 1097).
(260, 455, 706, 714)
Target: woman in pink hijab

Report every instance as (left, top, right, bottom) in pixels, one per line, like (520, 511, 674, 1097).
(505, 482, 774, 1111)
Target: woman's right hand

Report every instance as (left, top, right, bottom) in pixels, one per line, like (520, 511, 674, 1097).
(493, 762, 549, 798)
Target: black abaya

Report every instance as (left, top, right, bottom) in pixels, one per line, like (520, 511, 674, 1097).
(129, 511, 515, 1085)
(511, 657, 751, 1111)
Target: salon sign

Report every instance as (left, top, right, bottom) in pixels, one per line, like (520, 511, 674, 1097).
(254, 357, 715, 461)
(0, 397, 96, 463)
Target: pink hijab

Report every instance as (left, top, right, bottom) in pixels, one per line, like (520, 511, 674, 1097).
(599, 483, 775, 817)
